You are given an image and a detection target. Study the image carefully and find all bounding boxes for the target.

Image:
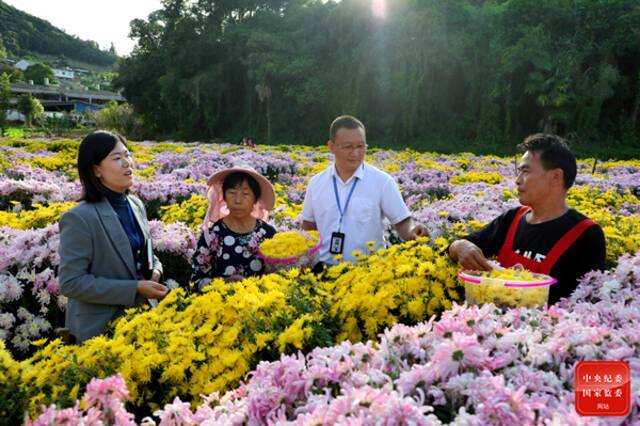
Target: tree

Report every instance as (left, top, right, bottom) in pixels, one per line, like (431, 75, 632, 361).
(24, 63, 55, 85)
(93, 101, 144, 139)
(115, 0, 640, 148)
(0, 35, 7, 59)
(0, 1, 118, 66)
(17, 93, 44, 127)
(53, 55, 69, 68)
(0, 73, 11, 135)
(0, 63, 24, 83)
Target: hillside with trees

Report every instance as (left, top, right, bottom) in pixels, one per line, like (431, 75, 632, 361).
(116, 0, 640, 154)
(0, 0, 117, 67)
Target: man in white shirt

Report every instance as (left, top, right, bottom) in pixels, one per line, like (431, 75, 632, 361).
(301, 115, 427, 266)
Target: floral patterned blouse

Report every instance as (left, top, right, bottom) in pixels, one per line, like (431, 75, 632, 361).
(191, 218, 276, 287)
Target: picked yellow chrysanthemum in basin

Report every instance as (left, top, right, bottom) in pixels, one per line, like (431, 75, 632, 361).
(460, 266, 555, 308)
(479, 267, 542, 282)
(259, 230, 320, 259)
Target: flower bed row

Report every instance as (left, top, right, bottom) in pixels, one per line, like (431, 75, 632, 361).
(1, 138, 639, 424)
(2, 184, 637, 357)
(26, 251, 640, 425)
(1, 238, 461, 422)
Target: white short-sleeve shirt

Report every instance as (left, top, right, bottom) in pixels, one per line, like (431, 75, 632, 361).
(300, 163, 411, 264)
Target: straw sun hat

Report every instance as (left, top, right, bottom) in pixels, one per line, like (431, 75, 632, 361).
(206, 166, 276, 210)
(203, 166, 276, 237)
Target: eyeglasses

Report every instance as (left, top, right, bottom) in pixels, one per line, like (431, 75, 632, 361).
(336, 143, 367, 153)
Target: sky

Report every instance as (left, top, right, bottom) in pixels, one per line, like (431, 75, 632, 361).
(4, 0, 163, 56)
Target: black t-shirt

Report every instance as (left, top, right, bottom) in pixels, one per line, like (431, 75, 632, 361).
(465, 207, 606, 304)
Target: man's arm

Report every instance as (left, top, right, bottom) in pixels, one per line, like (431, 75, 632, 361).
(393, 217, 428, 241)
(448, 239, 492, 271)
(380, 177, 428, 241)
(302, 220, 317, 231)
(300, 181, 318, 232)
(448, 208, 517, 271)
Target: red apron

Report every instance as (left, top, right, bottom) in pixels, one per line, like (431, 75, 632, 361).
(496, 206, 596, 274)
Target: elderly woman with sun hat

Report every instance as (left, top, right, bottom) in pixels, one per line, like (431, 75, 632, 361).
(190, 166, 277, 290)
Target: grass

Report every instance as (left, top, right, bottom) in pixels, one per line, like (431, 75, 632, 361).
(2, 127, 26, 138)
(1, 126, 92, 140)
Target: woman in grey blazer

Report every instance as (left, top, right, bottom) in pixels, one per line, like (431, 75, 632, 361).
(58, 131, 168, 343)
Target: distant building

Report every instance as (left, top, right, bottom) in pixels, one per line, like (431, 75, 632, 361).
(53, 68, 75, 80)
(70, 100, 103, 114)
(15, 59, 36, 71)
(73, 68, 91, 77)
(6, 111, 25, 122)
(7, 82, 125, 122)
(15, 61, 76, 80)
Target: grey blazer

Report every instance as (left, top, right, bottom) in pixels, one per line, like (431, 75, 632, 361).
(58, 194, 162, 343)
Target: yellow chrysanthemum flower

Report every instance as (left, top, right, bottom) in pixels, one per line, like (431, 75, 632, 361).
(259, 230, 319, 259)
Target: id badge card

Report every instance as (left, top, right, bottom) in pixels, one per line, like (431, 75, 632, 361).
(330, 232, 345, 254)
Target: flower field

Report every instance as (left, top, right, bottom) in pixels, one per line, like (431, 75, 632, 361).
(0, 137, 639, 424)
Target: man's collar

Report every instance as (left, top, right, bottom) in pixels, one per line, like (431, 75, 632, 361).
(354, 163, 366, 179)
(331, 163, 365, 183)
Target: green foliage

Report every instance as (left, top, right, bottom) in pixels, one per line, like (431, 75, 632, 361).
(0, 61, 24, 82)
(156, 251, 192, 292)
(0, 376, 26, 426)
(0, 72, 10, 133)
(112, 0, 640, 151)
(24, 62, 54, 85)
(80, 71, 116, 91)
(41, 114, 79, 134)
(92, 101, 144, 140)
(17, 93, 43, 127)
(3, 127, 25, 138)
(0, 0, 117, 66)
(0, 33, 6, 58)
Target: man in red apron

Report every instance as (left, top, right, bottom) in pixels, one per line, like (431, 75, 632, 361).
(449, 134, 606, 305)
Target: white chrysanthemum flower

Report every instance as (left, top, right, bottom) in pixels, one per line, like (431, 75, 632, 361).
(0, 273, 23, 303)
(57, 295, 68, 310)
(0, 312, 15, 329)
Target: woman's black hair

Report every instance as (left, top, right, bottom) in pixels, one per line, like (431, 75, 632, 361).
(222, 172, 261, 201)
(77, 130, 128, 202)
